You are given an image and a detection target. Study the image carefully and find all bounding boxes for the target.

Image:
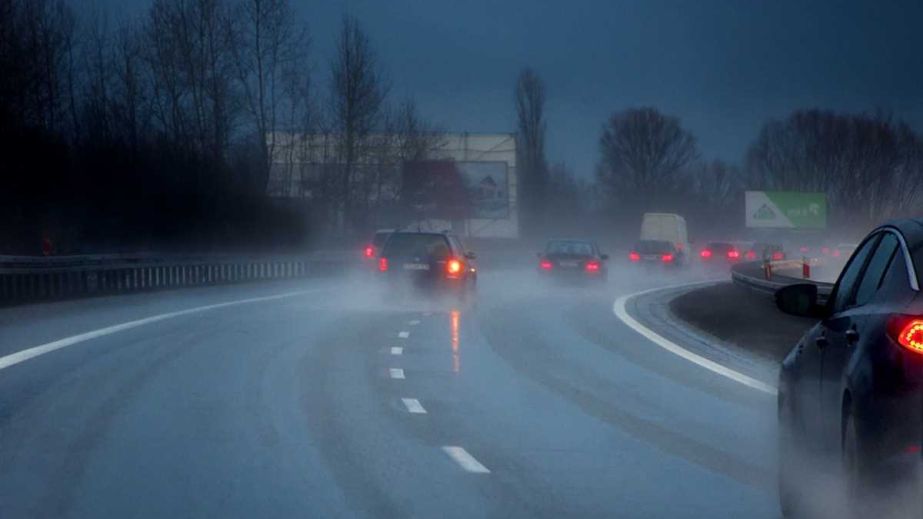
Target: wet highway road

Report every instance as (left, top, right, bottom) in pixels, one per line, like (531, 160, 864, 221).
(0, 269, 780, 518)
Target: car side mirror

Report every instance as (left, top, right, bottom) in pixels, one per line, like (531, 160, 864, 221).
(464, 251, 477, 260)
(600, 254, 610, 261)
(775, 284, 826, 318)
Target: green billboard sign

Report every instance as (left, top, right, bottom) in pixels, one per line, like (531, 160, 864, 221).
(745, 191, 827, 229)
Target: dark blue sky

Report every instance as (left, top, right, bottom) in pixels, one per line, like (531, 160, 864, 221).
(100, 0, 923, 176)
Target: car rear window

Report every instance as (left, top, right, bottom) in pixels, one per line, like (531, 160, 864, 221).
(547, 241, 593, 255)
(706, 242, 733, 252)
(636, 240, 672, 254)
(372, 232, 392, 247)
(382, 233, 451, 259)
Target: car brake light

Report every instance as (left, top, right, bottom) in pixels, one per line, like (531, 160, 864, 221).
(378, 257, 388, 272)
(727, 250, 740, 260)
(771, 251, 785, 261)
(661, 253, 674, 263)
(628, 251, 640, 262)
(364, 245, 375, 258)
(700, 249, 712, 259)
(446, 258, 463, 276)
(799, 246, 809, 253)
(585, 261, 600, 272)
(832, 249, 841, 257)
(745, 250, 757, 260)
(540, 259, 554, 270)
(888, 316, 923, 354)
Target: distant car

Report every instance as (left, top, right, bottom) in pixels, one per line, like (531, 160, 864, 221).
(629, 240, 683, 267)
(833, 243, 858, 259)
(776, 220, 923, 516)
(362, 229, 394, 266)
(698, 241, 736, 263)
(748, 242, 786, 262)
(376, 231, 477, 299)
(538, 239, 609, 281)
(639, 213, 690, 263)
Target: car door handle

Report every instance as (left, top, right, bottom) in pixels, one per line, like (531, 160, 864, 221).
(845, 329, 860, 345)
(815, 335, 828, 350)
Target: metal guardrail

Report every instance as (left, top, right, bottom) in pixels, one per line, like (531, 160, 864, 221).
(731, 260, 835, 304)
(0, 252, 353, 306)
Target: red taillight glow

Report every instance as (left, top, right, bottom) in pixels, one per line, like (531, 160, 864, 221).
(745, 250, 757, 260)
(700, 249, 712, 259)
(772, 251, 785, 261)
(628, 251, 641, 262)
(661, 253, 674, 263)
(446, 258, 463, 276)
(364, 245, 375, 258)
(585, 261, 601, 272)
(378, 257, 389, 272)
(540, 259, 554, 270)
(799, 246, 809, 253)
(832, 249, 841, 258)
(727, 250, 740, 260)
(889, 316, 923, 354)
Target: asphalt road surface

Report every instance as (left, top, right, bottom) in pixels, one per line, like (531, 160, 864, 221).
(0, 267, 780, 518)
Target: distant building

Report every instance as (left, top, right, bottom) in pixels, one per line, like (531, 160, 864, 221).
(265, 132, 518, 238)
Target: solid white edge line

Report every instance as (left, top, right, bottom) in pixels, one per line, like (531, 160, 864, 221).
(389, 368, 406, 379)
(612, 281, 778, 396)
(0, 289, 317, 372)
(442, 446, 490, 473)
(398, 331, 410, 339)
(390, 346, 403, 355)
(401, 397, 427, 414)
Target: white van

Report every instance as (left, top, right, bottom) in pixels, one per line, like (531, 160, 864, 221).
(639, 213, 691, 264)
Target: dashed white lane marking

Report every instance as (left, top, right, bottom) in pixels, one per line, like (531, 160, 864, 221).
(0, 289, 318, 372)
(401, 398, 427, 414)
(389, 368, 406, 379)
(390, 346, 403, 355)
(408, 320, 421, 326)
(612, 282, 777, 396)
(398, 331, 410, 339)
(442, 446, 490, 474)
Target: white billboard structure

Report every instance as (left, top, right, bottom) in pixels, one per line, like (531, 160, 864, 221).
(266, 132, 518, 238)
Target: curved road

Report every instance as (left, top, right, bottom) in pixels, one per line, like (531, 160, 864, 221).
(0, 268, 779, 518)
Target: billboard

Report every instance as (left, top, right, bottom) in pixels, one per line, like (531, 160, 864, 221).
(402, 161, 509, 220)
(745, 191, 827, 229)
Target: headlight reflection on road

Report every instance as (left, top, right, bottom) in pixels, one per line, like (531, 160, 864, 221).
(450, 309, 460, 373)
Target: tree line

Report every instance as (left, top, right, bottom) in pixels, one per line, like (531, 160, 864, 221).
(515, 68, 923, 239)
(0, 0, 439, 254)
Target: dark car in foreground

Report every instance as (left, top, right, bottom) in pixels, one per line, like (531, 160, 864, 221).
(376, 231, 477, 299)
(776, 220, 923, 517)
(629, 240, 683, 267)
(537, 239, 609, 282)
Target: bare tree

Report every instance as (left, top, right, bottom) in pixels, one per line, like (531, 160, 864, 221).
(596, 107, 698, 202)
(515, 68, 547, 235)
(329, 14, 388, 228)
(234, 0, 310, 191)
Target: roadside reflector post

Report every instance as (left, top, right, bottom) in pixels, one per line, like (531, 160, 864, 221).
(802, 257, 810, 279)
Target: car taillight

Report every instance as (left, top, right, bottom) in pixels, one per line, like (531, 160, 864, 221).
(888, 316, 923, 354)
(832, 249, 841, 258)
(745, 250, 757, 260)
(540, 259, 554, 270)
(727, 250, 740, 260)
(364, 245, 375, 258)
(585, 261, 601, 272)
(628, 251, 640, 262)
(700, 249, 712, 259)
(378, 257, 389, 272)
(771, 251, 785, 261)
(661, 253, 674, 263)
(799, 246, 809, 253)
(446, 258, 463, 276)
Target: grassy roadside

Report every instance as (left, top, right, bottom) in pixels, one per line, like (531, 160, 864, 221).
(669, 282, 818, 362)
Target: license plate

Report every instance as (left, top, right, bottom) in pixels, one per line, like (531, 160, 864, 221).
(559, 261, 578, 268)
(403, 263, 429, 271)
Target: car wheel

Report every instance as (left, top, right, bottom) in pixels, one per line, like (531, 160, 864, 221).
(842, 404, 870, 517)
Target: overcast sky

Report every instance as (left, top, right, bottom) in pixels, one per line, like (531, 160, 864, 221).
(99, 0, 923, 177)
